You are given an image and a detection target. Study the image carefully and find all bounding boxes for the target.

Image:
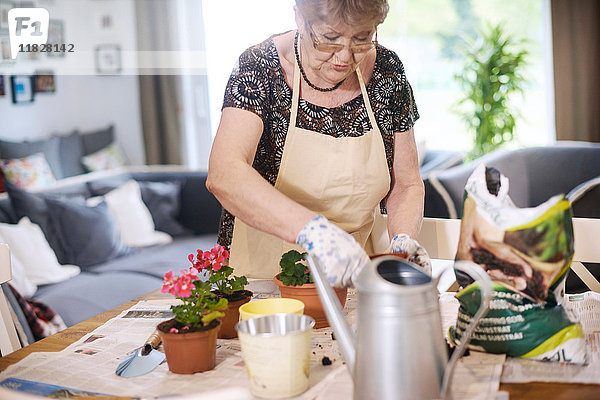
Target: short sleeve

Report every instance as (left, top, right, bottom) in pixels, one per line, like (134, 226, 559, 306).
(222, 46, 271, 120)
(386, 51, 419, 133)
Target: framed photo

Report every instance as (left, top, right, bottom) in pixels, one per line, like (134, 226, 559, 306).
(95, 44, 121, 75)
(34, 70, 55, 93)
(12, 1, 36, 7)
(10, 75, 34, 104)
(0, 35, 11, 61)
(0, 2, 11, 33)
(0, 75, 5, 96)
(46, 19, 65, 58)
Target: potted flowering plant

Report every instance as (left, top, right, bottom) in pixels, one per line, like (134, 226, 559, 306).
(274, 250, 347, 329)
(158, 267, 228, 374)
(189, 244, 252, 339)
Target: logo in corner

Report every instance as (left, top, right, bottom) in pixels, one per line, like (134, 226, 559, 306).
(7, 8, 49, 60)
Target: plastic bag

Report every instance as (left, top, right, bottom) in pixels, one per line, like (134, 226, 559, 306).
(449, 164, 586, 363)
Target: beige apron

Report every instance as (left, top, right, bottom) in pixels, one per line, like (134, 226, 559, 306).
(229, 55, 391, 278)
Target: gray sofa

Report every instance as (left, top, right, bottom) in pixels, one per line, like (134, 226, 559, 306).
(0, 167, 222, 338)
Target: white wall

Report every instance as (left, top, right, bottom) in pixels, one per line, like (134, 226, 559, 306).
(0, 0, 145, 164)
(202, 0, 295, 137)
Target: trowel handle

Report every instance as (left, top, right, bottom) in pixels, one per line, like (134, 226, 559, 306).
(141, 330, 162, 356)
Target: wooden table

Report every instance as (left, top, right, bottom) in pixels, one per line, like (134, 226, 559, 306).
(0, 290, 598, 400)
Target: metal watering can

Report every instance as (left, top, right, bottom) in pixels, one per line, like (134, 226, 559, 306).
(306, 255, 493, 400)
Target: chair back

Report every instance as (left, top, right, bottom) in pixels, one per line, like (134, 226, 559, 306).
(0, 243, 22, 355)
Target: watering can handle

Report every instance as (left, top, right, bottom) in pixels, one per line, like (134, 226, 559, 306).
(306, 254, 356, 374)
(440, 261, 493, 400)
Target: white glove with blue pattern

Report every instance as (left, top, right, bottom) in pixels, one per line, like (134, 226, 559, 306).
(388, 234, 432, 275)
(296, 215, 369, 288)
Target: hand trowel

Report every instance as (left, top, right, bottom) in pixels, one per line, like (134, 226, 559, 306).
(115, 330, 165, 377)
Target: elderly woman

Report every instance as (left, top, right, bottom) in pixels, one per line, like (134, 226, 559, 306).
(207, 0, 430, 287)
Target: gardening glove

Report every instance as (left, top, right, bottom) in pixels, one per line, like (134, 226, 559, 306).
(296, 215, 369, 288)
(388, 234, 432, 275)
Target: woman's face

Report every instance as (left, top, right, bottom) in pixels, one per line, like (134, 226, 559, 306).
(299, 21, 376, 86)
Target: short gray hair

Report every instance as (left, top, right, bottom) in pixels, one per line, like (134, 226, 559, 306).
(296, 0, 389, 27)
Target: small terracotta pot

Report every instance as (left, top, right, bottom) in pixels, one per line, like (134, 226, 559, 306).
(157, 319, 220, 374)
(216, 290, 253, 339)
(273, 274, 347, 329)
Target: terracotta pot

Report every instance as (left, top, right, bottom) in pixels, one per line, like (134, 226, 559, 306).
(273, 274, 347, 329)
(216, 290, 253, 339)
(157, 319, 220, 374)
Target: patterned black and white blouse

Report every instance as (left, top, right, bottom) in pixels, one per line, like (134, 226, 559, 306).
(218, 32, 419, 248)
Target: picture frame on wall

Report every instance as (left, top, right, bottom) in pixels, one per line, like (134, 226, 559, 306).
(0, 35, 11, 61)
(95, 44, 121, 75)
(0, 75, 5, 96)
(10, 75, 34, 104)
(0, 2, 11, 33)
(34, 70, 55, 93)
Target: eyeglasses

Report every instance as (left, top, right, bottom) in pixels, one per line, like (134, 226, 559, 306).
(308, 26, 377, 54)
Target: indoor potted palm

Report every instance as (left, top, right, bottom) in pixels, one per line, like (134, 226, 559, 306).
(454, 22, 529, 160)
(158, 267, 228, 374)
(273, 250, 348, 329)
(189, 244, 252, 339)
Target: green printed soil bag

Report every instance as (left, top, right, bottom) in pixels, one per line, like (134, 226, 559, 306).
(450, 164, 586, 363)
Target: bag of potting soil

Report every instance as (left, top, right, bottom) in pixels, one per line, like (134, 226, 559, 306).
(449, 164, 586, 364)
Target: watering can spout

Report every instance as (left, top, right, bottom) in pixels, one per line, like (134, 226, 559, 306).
(306, 255, 356, 373)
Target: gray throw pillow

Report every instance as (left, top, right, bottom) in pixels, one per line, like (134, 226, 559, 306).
(87, 180, 191, 236)
(81, 125, 115, 155)
(4, 180, 89, 264)
(0, 136, 63, 179)
(59, 131, 86, 177)
(45, 198, 135, 268)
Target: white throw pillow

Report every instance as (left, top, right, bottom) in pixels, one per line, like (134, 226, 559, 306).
(87, 180, 172, 247)
(0, 218, 80, 285)
(0, 233, 37, 297)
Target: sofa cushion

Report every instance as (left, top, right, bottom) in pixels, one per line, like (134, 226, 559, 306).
(81, 143, 128, 172)
(59, 131, 86, 177)
(87, 180, 172, 247)
(32, 272, 164, 327)
(0, 231, 37, 297)
(81, 125, 115, 155)
(1, 152, 56, 189)
(46, 198, 134, 268)
(0, 217, 80, 285)
(4, 180, 89, 264)
(0, 136, 63, 179)
(84, 235, 217, 278)
(89, 180, 191, 237)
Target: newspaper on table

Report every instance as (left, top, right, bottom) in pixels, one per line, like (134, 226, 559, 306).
(0, 280, 353, 399)
(0, 280, 562, 399)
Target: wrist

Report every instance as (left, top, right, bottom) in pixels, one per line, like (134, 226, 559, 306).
(296, 214, 325, 246)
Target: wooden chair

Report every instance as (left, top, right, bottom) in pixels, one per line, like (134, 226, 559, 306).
(0, 243, 22, 355)
(570, 218, 600, 292)
(417, 217, 600, 293)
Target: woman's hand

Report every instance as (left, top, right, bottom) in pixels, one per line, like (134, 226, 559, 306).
(388, 234, 431, 275)
(296, 215, 369, 288)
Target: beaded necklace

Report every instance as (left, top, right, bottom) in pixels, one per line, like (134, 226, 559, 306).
(293, 31, 346, 92)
